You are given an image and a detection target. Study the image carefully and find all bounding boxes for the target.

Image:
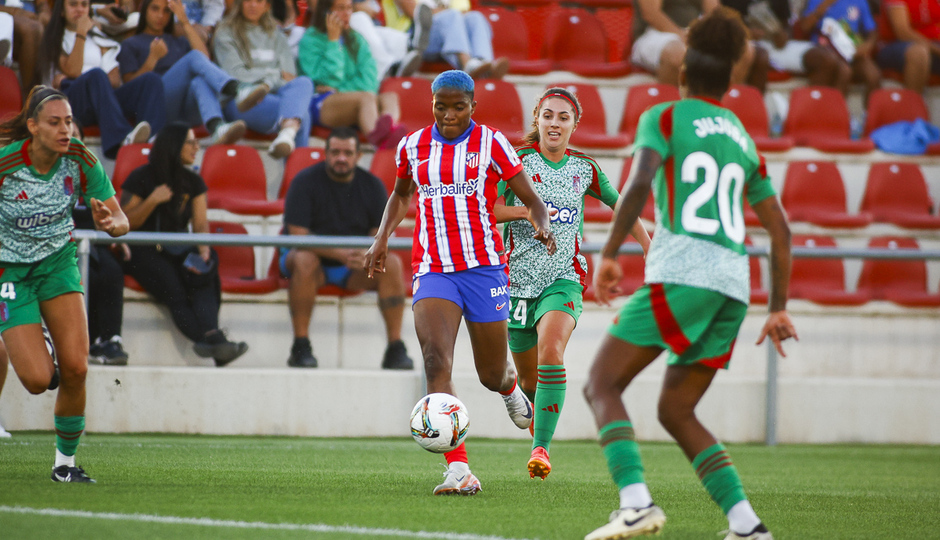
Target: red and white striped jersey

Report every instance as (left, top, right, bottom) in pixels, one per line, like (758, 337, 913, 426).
(396, 121, 523, 274)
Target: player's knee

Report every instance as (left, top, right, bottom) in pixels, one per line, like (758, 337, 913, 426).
(59, 358, 88, 385)
(656, 400, 691, 434)
(23, 376, 50, 395)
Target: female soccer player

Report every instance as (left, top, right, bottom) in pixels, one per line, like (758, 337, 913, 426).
(364, 70, 556, 496)
(0, 86, 129, 483)
(583, 8, 796, 540)
(496, 87, 650, 480)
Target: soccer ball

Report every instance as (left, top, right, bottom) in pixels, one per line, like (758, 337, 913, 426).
(409, 393, 470, 453)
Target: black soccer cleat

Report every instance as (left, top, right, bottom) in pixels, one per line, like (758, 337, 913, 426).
(51, 465, 96, 483)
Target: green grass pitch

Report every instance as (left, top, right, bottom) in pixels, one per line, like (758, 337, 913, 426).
(1, 433, 938, 539)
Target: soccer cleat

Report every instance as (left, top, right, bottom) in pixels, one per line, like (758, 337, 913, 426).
(51, 465, 96, 483)
(584, 504, 666, 540)
(433, 466, 481, 496)
(0, 421, 11, 438)
(527, 446, 551, 479)
(501, 384, 533, 429)
(723, 523, 773, 539)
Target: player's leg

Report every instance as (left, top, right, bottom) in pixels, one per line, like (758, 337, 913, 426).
(40, 292, 96, 483)
(0, 339, 10, 437)
(285, 248, 326, 367)
(346, 253, 412, 369)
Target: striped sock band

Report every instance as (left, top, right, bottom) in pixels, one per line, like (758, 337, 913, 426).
(692, 443, 748, 514)
(532, 365, 566, 453)
(54, 415, 85, 457)
(598, 420, 645, 489)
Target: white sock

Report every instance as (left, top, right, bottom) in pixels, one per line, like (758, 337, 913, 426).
(619, 482, 653, 509)
(727, 500, 761, 534)
(448, 461, 469, 474)
(54, 448, 75, 468)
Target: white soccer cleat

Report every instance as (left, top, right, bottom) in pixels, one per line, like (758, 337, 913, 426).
(0, 421, 11, 438)
(501, 384, 533, 429)
(723, 524, 773, 539)
(433, 464, 481, 496)
(584, 504, 666, 540)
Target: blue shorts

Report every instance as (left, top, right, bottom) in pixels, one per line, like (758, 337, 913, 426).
(308, 91, 335, 127)
(279, 249, 351, 288)
(412, 265, 510, 323)
(877, 41, 940, 75)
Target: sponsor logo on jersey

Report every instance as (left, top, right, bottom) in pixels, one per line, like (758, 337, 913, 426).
(14, 190, 28, 201)
(15, 207, 71, 230)
(490, 285, 507, 297)
(545, 201, 580, 224)
(63, 176, 74, 196)
(466, 152, 479, 169)
(419, 178, 480, 199)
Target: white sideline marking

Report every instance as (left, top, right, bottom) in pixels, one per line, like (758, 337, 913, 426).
(0, 506, 533, 540)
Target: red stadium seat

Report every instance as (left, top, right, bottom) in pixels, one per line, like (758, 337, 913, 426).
(864, 88, 940, 155)
(111, 143, 152, 200)
(616, 238, 646, 296)
(788, 235, 869, 306)
(721, 84, 794, 152)
(783, 86, 875, 153)
(209, 221, 279, 294)
(279, 146, 325, 200)
(370, 148, 417, 217)
(200, 145, 283, 216)
(471, 79, 526, 144)
(392, 226, 415, 296)
(617, 157, 657, 223)
(478, 7, 553, 75)
(860, 162, 940, 229)
(547, 82, 630, 149)
(745, 237, 768, 305)
(781, 161, 873, 228)
(856, 237, 940, 307)
(514, 2, 563, 61)
(379, 77, 433, 133)
(595, 5, 633, 62)
(617, 83, 680, 145)
(0, 66, 22, 122)
(542, 8, 630, 77)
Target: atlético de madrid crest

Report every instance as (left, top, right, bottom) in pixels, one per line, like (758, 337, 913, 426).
(466, 152, 479, 169)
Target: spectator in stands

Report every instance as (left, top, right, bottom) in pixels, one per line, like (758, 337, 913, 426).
(118, 0, 269, 146)
(70, 119, 130, 365)
(350, 0, 425, 79)
(213, 0, 313, 158)
(121, 123, 249, 367)
(381, 0, 509, 79)
(877, 0, 940, 93)
(798, 0, 881, 102)
(281, 127, 413, 370)
(723, 0, 849, 91)
(0, 4, 42, 92)
(271, 0, 304, 57)
(37, 0, 166, 159)
(632, 0, 769, 91)
(298, 0, 409, 149)
(89, 0, 138, 38)
(179, 0, 224, 43)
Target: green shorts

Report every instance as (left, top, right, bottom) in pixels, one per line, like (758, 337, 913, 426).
(0, 242, 84, 332)
(508, 279, 583, 353)
(608, 282, 747, 369)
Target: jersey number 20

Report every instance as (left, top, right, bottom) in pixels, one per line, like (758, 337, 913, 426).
(680, 151, 746, 244)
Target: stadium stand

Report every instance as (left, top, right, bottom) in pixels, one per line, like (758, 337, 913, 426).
(856, 237, 940, 307)
(467, 79, 527, 144)
(0, 65, 22, 122)
(370, 147, 418, 218)
(280, 146, 326, 201)
(200, 145, 283, 216)
(781, 161, 873, 228)
(788, 235, 870, 306)
(111, 143, 152, 200)
(782, 86, 876, 153)
(478, 6, 553, 75)
(618, 83, 681, 145)
(379, 77, 433, 134)
(744, 237, 768, 305)
(721, 84, 795, 152)
(209, 221, 280, 294)
(542, 7, 630, 77)
(860, 162, 940, 229)
(547, 82, 631, 148)
(863, 88, 940, 155)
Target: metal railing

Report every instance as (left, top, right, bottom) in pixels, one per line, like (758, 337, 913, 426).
(72, 229, 940, 446)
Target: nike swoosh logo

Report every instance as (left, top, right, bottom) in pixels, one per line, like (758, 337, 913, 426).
(54, 472, 70, 482)
(523, 401, 533, 419)
(495, 302, 506, 310)
(621, 510, 653, 527)
(455, 475, 466, 482)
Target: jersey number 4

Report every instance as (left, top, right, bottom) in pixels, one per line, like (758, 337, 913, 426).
(681, 151, 746, 244)
(0, 282, 15, 300)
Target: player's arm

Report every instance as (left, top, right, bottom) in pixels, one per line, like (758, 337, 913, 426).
(505, 170, 556, 255)
(90, 196, 129, 237)
(594, 147, 661, 305)
(753, 195, 798, 356)
(365, 176, 415, 277)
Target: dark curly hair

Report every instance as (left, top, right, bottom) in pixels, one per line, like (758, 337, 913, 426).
(684, 7, 748, 97)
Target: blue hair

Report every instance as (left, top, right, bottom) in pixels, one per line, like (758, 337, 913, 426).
(431, 70, 474, 97)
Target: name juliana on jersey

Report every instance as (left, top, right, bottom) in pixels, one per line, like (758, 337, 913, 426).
(691, 116, 749, 152)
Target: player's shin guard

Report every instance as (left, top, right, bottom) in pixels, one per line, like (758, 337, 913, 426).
(533, 365, 566, 451)
(598, 420, 646, 489)
(54, 415, 85, 457)
(693, 443, 748, 514)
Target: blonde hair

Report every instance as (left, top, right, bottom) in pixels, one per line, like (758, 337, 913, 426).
(218, 0, 279, 68)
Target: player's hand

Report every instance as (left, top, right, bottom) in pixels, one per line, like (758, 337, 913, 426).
(90, 198, 115, 233)
(363, 237, 388, 278)
(149, 184, 173, 204)
(533, 227, 556, 256)
(756, 310, 798, 357)
(593, 256, 622, 306)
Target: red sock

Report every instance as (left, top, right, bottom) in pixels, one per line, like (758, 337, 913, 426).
(444, 442, 468, 465)
(499, 376, 517, 396)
